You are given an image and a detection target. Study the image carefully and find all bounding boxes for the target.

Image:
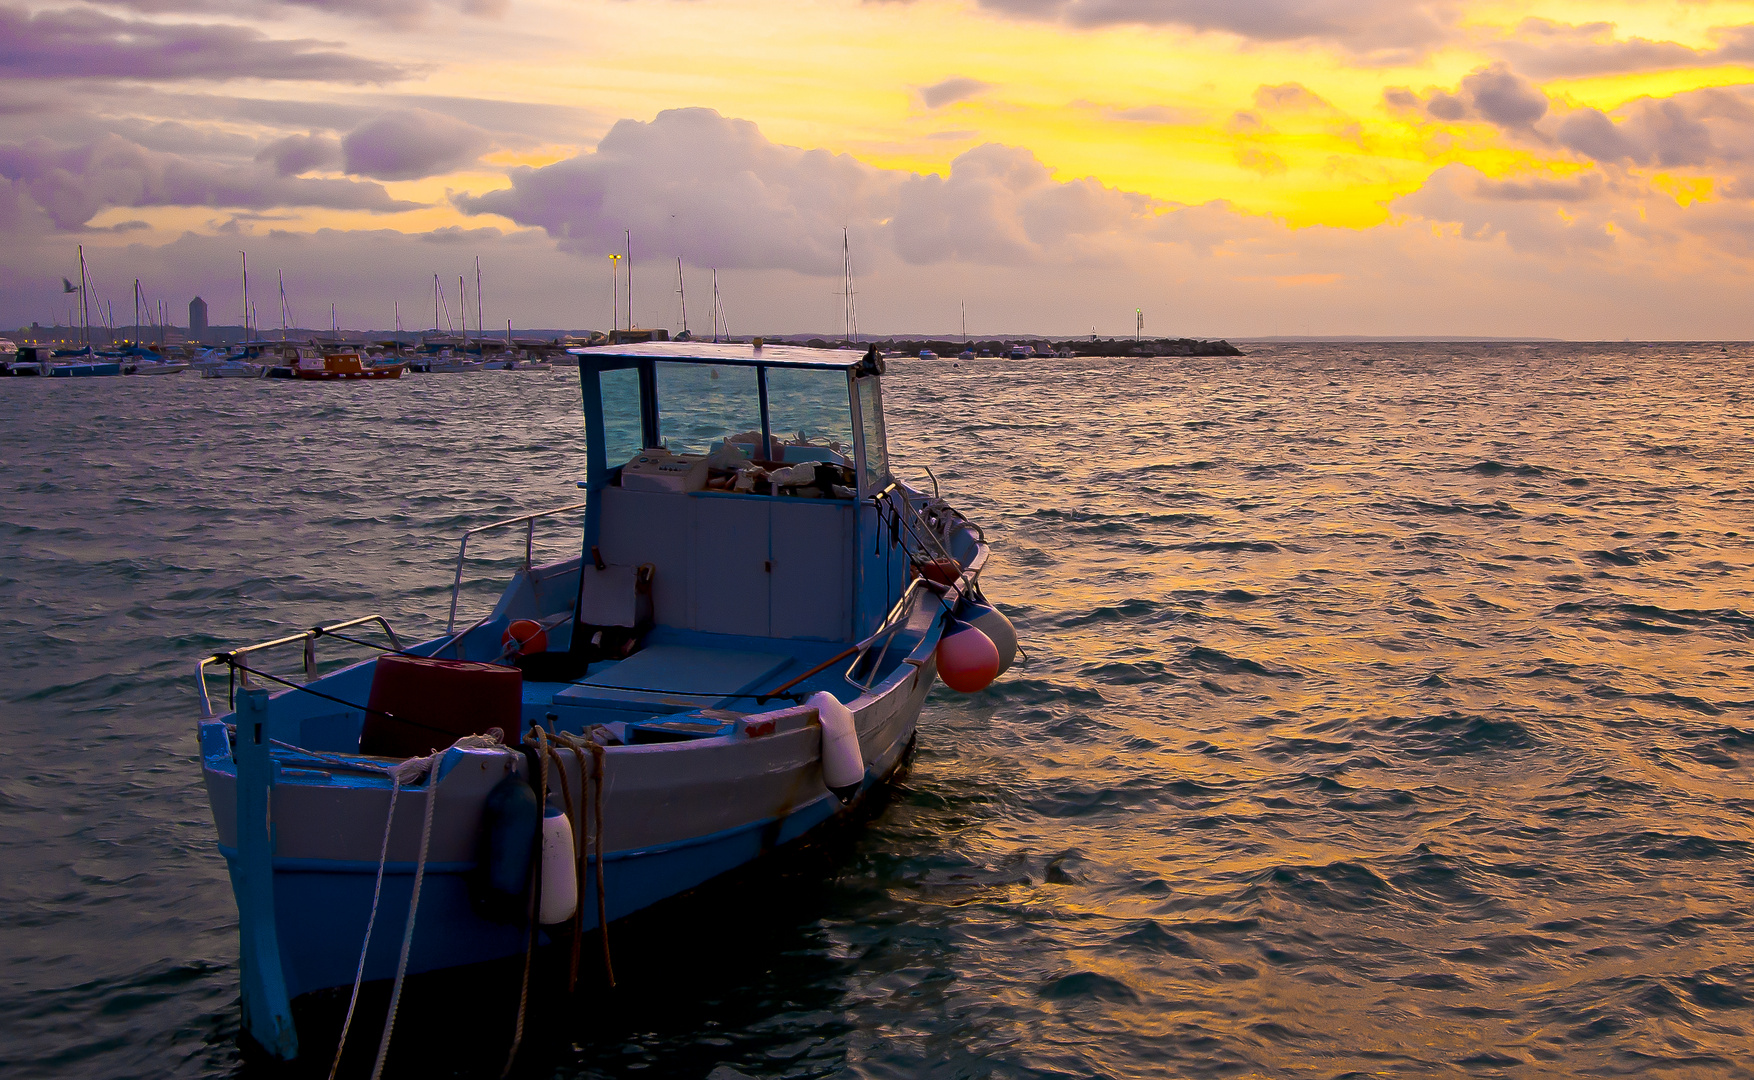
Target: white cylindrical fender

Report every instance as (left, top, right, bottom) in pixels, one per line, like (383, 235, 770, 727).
(538, 805, 578, 925)
(808, 691, 864, 803)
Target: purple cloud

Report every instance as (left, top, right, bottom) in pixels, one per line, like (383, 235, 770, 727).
(0, 134, 419, 229)
(97, 0, 506, 28)
(1388, 64, 1548, 132)
(0, 4, 407, 83)
(342, 109, 491, 181)
(456, 107, 1166, 273)
(919, 77, 991, 109)
(1461, 64, 1547, 130)
(969, 0, 1458, 57)
(258, 133, 344, 176)
(1394, 163, 1613, 255)
(1491, 18, 1747, 79)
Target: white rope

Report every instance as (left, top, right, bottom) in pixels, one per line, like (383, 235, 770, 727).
(284, 729, 510, 1080)
(370, 754, 440, 1080)
(327, 773, 401, 1080)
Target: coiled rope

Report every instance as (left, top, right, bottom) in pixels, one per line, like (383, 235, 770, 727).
(550, 729, 614, 988)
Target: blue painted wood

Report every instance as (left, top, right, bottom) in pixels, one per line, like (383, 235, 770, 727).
(580, 358, 606, 550)
(234, 689, 299, 1060)
(557, 643, 791, 708)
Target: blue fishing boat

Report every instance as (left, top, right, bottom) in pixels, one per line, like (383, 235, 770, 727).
(195, 341, 1016, 1064)
(46, 347, 122, 376)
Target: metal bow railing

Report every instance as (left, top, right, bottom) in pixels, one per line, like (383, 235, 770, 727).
(446, 501, 589, 633)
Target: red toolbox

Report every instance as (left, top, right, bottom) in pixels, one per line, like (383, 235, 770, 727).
(361, 654, 523, 758)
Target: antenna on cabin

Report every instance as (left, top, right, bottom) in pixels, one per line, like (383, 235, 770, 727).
(676, 257, 688, 335)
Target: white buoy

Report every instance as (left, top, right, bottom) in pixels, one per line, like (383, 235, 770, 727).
(808, 691, 863, 803)
(538, 805, 577, 925)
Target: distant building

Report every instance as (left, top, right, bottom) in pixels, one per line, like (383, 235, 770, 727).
(189, 297, 208, 342)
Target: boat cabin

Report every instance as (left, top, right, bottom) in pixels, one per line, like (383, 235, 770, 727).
(570, 341, 907, 649)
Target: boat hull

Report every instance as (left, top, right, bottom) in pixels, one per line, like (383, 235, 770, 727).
(200, 647, 937, 1001)
(295, 367, 404, 380)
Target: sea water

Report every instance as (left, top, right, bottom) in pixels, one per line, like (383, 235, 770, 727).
(1, 343, 1751, 1078)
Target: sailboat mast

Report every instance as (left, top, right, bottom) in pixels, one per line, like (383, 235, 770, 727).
(134, 278, 140, 340)
(841, 227, 857, 341)
(240, 251, 249, 337)
(459, 275, 468, 345)
(677, 257, 688, 334)
(712, 268, 720, 343)
(626, 230, 633, 331)
(475, 257, 483, 349)
(434, 274, 440, 334)
(77, 244, 89, 346)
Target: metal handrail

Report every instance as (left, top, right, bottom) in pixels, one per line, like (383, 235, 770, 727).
(844, 576, 932, 691)
(446, 501, 589, 633)
(196, 614, 403, 719)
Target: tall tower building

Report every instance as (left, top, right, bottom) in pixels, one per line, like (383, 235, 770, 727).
(189, 296, 208, 342)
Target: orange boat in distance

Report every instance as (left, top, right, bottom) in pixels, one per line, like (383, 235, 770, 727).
(295, 353, 404, 381)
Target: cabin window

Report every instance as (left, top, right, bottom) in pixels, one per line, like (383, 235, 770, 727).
(854, 375, 890, 491)
(763, 366, 854, 465)
(600, 366, 643, 466)
(654, 362, 762, 455)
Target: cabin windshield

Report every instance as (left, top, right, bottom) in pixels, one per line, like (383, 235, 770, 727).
(653, 362, 765, 454)
(578, 350, 881, 484)
(765, 367, 853, 464)
(601, 367, 643, 466)
(854, 375, 890, 491)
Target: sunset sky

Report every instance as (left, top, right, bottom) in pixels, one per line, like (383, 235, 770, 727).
(6, 1, 1754, 338)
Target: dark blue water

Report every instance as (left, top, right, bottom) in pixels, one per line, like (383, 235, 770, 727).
(3, 344, 1752, 1078)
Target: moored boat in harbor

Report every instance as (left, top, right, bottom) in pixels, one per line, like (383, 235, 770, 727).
(195, 341, 1012, 1064)
(294, 352, 405, 380)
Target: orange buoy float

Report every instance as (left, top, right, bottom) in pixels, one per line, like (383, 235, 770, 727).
(935, 619, 1000, 692)
(502, 619, 548, 656)
(916, 557, 963, 588)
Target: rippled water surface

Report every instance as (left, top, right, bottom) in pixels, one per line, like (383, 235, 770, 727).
(3, 343, 1753, 1079)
